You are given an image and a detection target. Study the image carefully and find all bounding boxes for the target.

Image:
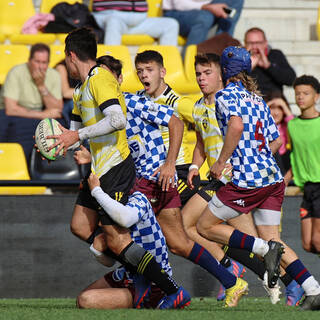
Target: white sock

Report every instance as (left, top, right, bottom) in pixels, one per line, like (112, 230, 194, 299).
(301, 276, 320, 296)
(252, 238, 269, 257)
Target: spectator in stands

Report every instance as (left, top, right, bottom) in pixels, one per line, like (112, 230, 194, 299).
(285, 75, 320, 255)
(265, 93, 294, 175)
(244, 27, 296, 97)
(0, 43, 63, 163)
(91, 0, 179, 45)
(162, 0, 244, 55)
(55, 60, 80, 128)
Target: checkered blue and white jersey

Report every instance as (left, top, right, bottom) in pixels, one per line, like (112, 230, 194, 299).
(128, 191, 172, 276)
(215, 81, 283, 188)
(124, 92, 174, 182)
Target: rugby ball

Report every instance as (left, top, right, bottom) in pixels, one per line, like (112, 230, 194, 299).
(35, 118, 63, 160)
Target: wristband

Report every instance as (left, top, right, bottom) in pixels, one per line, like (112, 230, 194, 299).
(189, 164, 199, 171)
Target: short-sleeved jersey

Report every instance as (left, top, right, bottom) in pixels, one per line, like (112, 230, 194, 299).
(193, 97, 224, 168)
(124, 93, 174, 182)
(0, 63, 62, 111)
(288, 116, 320, 188)
(215, 81, 282, 188)
(72, 66, 130, 177)
(127, 191, 172, 276)
(138, 86, 195, 165)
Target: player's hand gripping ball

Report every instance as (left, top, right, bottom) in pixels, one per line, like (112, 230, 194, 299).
(35, 118, 64, 160)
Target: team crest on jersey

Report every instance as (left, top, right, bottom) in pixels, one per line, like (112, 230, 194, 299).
(202, 110, 209, 130)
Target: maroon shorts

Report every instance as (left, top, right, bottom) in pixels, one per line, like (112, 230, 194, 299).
(104, 271, 164, 309)
(216, 181, 285, 214)
(132, 178, 181, 215)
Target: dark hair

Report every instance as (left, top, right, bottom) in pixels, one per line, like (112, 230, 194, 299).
(135, 50, 164, 67)
(194, 53, 220, 69)
(264, 91, 290, 107)
(96, 55, 123, 78)
(244, 27, 267, 41)
(293, 75, 320, 93)
(65, 27, 97, 62)
(29, 43, 50, 60)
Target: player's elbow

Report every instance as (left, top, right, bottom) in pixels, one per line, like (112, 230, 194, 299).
(110, 111, 126, 130)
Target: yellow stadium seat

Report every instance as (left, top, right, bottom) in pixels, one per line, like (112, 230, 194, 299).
(147, 0, 162, 17)
(184, 45, 198, 83)
(0, 45, 30, 84)
(0, 143, 46, 195)
(122, 35, 155, 45)
(137, 45, 200, 94)
(97, 45, 143, 92)
(40, 0, 83, 13)
(0, 0, 56, 45)
(49, 45, 65, 68)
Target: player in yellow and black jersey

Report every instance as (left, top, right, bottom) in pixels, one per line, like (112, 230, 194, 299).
(48, 29, 187, 308)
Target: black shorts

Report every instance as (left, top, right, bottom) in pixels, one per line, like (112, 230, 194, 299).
(76, 155, 136, 224)
(197, 178, 224, 202)
(300, 182, 320, 220)
(176, 164, 200, 206)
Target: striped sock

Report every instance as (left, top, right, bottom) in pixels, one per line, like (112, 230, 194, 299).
(188, 243, 236, 288)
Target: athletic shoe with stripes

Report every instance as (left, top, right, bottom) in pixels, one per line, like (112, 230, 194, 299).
(132, 274, 151, 309)
(285, 280, 304, 306)
(156, 287, 191, 309)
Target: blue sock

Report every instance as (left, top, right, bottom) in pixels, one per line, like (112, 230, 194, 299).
(229, 230, 255, 252)
(188, 243, 236, 289)
(285, 259, 311, 286)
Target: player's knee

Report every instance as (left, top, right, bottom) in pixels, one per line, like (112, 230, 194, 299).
(167, 239, 193, 257)
(77, 291, 93, 309)
(302, 240, 313, 253)
(70, 223, 89, 241)
(311, 236, 320, 253)
(196, 218, 208, 238)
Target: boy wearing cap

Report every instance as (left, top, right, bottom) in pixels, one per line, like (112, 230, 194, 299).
(196, 46, 320, 311)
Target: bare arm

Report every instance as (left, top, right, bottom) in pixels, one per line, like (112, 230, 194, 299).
(284, 168, 293, 186)
(269, 136, 282, 155)
(56, 64, 74, 100)
(31, 68, 63, 113)
(210, 116, 243, 179)
(152, 114, 183, 191)
(187, 131, 206, 189)
(4, 96, 61, 119)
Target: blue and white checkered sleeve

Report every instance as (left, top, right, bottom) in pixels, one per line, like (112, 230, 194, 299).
(127, 191, 153, 222)
(217, 92, 241, 121)
(133, 98, 173, 127)
(266, 107, 280, 142)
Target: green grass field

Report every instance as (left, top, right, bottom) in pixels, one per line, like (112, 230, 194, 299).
(0, 297, 319, 320)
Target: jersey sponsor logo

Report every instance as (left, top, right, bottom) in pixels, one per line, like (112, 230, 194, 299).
(232, 199, 245, 207)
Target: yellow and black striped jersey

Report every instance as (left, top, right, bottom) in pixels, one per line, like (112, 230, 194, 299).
(139, 86, 195, 165)
(193, 97, 223, 168)
(72, 66, 130, 177)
